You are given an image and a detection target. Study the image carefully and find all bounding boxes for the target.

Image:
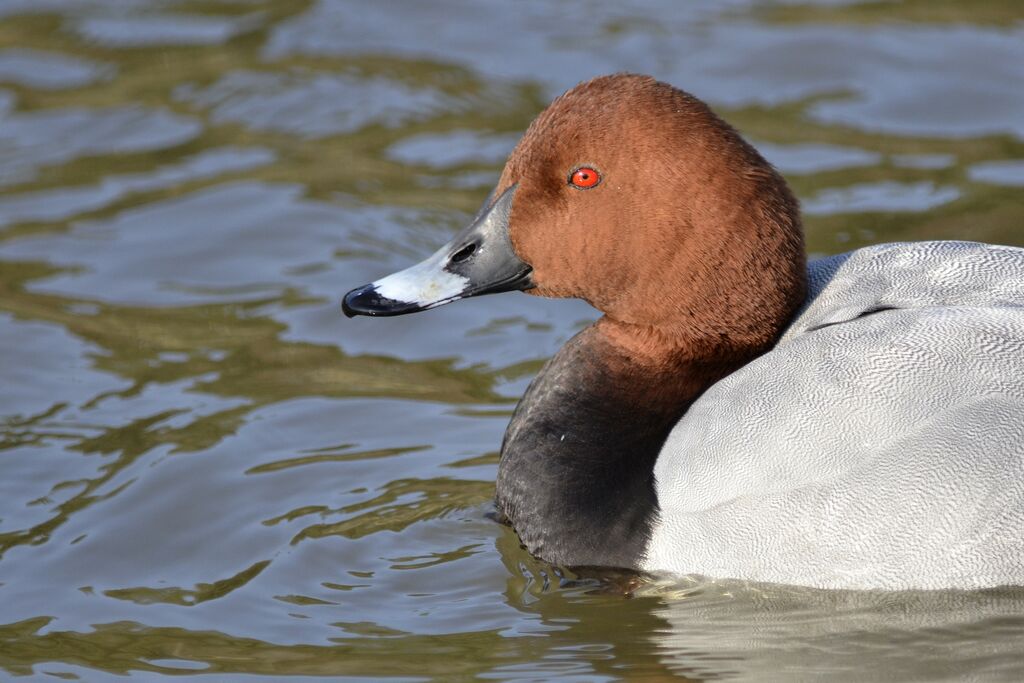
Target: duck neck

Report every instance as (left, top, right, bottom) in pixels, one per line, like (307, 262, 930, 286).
(496, 317, 745, 569)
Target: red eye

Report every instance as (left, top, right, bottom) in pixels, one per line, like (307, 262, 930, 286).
(569, 167, 601, 189)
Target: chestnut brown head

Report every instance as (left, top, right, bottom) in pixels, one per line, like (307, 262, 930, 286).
(344, 74, 806, 357)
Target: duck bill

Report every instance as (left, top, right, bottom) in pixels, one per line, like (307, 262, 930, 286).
(342, 185, 532, 317)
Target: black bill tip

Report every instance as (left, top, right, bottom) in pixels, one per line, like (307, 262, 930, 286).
(342, 284, 420, 318)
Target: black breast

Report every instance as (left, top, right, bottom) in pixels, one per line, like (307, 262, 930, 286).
(495, 328, 682, 569)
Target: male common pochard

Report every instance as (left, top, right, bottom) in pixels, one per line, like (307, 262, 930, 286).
(343, 74, 1024, 590)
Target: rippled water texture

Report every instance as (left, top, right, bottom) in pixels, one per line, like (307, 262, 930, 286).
(2, 1, 1023, 680)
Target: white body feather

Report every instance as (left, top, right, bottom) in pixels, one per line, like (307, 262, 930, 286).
(644, 241, 1024, 589)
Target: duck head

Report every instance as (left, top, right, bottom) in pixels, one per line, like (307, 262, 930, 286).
(344, 74, 806, 358)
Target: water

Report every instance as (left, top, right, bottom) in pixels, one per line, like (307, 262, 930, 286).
(1, 0, 1023, 679)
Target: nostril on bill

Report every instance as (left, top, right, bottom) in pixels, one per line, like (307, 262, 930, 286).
(450, 243, 477, 263)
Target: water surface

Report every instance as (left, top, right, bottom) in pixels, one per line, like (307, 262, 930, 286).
(2, 0, 1023, 680)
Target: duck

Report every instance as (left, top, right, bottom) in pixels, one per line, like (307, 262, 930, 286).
(342, 74, 1024, 590)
